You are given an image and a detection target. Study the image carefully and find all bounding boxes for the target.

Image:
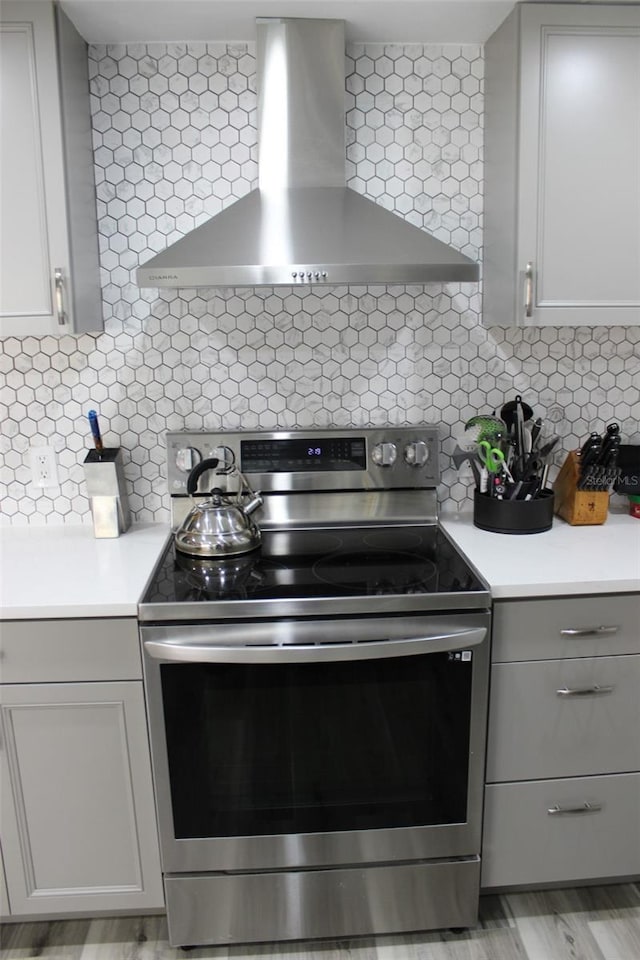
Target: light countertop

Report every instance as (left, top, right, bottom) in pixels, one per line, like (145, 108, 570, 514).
(0, 523, 171, 620)
(1, 509, 638, 621)
(441, 505, 640, 598)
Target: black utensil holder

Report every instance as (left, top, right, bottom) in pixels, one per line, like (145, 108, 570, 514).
(473, 489, 554, 534)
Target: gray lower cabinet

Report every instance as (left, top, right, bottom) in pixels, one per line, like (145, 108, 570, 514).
(482, 593, 640, 889)
(486, 654, 640, 782)
(0, 843, 9, 917)
(0, 619, 163, 918)
(484, 774, 640, 888)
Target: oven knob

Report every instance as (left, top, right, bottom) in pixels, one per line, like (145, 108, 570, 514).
(372, 442, 397, 467)
(404, 441, 429, 466)
(175, 446, 201, 473)
(210, 445, 235, 473)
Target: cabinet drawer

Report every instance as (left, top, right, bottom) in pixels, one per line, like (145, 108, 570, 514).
(492, 594, 640, 662)
(487, 655, 640, 782)
(0, 619, 141, 683)
(482, 773, 640, 889)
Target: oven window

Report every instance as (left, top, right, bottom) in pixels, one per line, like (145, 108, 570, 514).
(161, 652, 472, 838)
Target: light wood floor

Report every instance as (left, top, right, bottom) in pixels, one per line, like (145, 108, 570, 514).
(1, 883, 639, 959)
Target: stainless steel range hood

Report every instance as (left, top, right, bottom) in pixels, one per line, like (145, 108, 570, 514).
(136, 18, 479, 289)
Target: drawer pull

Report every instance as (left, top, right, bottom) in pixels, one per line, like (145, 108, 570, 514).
(547, 802, 603, 816)
(556, 684, 614, 697)
(559, 625, 619, 637)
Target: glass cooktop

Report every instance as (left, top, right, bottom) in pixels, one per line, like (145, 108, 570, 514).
(141, 525, 488, 616)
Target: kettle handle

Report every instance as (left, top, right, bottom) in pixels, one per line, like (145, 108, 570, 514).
(186, 457, 220, 495)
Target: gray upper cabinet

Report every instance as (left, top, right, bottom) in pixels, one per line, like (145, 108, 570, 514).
(0, 1, 102, 337)
(483, 3, 640, 327)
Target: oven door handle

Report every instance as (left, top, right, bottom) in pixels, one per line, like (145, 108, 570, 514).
(143, 627, 486, 664)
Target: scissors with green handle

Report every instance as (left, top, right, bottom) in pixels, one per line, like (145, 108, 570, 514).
(478, 440, 513, 480)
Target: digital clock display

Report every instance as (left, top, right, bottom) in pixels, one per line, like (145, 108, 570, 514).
(241, 438, 366, 473)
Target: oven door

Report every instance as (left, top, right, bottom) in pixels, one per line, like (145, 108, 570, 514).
(141, 612, 490, 874)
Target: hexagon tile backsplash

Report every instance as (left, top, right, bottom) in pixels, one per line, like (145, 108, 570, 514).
(1, 41, 639, 526)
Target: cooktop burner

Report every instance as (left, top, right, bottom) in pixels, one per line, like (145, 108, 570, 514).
(142, 525, 485, 608)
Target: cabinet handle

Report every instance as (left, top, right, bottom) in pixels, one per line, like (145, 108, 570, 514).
(547, 802, 603, 816)
(524, 261, 534, 318)
(559, 625, 619, 637)
(556, 684, 614, 697)
(54, 268, 67, 326)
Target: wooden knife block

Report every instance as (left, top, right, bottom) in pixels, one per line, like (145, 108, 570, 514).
(553, 450, 609, 525)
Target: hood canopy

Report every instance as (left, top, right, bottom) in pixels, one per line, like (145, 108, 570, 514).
(137, 18, 479, 289)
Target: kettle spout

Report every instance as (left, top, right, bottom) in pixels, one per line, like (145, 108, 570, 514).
(243, 492, 263, 516)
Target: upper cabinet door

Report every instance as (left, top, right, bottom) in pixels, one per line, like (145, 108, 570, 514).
(0, 1, 102, 337)
(484, 3, 640, 327)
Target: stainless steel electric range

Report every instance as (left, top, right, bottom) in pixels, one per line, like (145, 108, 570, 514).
(139, 426, 491, 948)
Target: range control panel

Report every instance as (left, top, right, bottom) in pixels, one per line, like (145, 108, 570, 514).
(167, 426, 440, 495)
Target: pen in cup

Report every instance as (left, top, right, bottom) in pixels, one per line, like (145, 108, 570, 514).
(88, 409, 104, 456)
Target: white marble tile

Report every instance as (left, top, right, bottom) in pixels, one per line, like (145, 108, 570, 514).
(3, 39, 640, 531)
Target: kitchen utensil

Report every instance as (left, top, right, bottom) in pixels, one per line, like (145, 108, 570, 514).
(519, 435, 560, 480)
(500, 396, 533, 432)
(601, 435, 621, 490)
(499, 396, 533, 479)
(175, 458, 263, 558)
(537, 435, 560, 460)
(514, 396, 527, 475)
(88, 409, 104, 457)
(530, 417, 543, 449)
(598, 422, 621, 467)
(464, 415, 507, 444)
(539, 463, 550, 492)
(452, 444, 482, 488)
(579, 431, 602, 463)
(478, 440, 506, 473)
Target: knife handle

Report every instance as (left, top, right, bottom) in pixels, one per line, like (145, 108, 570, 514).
(88, 409, 103, 456)
(578, 445, 600, 485)
(579, 433, 601, 460)
(602, 434, 621, 467)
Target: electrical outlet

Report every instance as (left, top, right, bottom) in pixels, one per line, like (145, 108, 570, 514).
(29, 446, 59, 489)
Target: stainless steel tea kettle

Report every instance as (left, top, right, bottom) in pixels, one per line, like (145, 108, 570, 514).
(174, 457, 263, 558)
